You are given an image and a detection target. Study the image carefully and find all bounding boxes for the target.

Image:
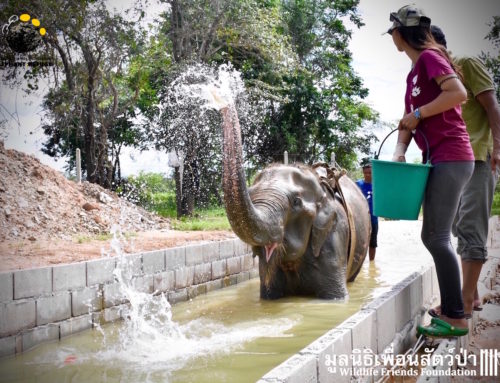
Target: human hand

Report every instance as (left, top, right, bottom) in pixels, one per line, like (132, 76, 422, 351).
(398, 111, 420, 132)
(491, 147, 500, 172)
(392, 142, 408, 162)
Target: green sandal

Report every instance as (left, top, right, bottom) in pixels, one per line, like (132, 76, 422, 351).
(417, 317, 468, 338)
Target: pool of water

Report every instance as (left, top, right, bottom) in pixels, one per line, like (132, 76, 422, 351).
(0, 221, 434, 383)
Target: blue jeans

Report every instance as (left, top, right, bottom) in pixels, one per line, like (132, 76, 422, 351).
(421, 161, 474, 319)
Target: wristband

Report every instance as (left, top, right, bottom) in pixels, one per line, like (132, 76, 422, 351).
(392, 142, 408, 161)
(414, 108, 422, 120)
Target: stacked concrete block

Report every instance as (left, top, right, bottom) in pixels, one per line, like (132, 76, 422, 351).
(0, 237, 257, 358)
(0, 272, 13, 302)
(259, 264, 436, 382)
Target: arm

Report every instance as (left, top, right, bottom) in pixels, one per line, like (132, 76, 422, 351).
(476, 90, 500, 171)
(398, 75, 467, 132)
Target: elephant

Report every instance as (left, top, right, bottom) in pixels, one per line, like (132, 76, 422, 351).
(218, 102, 371, 300)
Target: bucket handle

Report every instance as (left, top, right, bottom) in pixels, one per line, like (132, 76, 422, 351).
(374, 128, 431, 164)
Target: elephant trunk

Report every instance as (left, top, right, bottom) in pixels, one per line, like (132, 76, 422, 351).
(220, 106, 277, 247)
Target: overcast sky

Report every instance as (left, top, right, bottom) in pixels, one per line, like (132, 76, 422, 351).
(1, 0, 499, 173)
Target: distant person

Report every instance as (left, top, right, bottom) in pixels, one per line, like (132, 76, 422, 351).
(428, 25, 500, 319)
(356, 158, 378, 261)
(387, 5, 473, 337)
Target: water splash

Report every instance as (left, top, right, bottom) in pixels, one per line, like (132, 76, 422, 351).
(87, 225, 298, 378)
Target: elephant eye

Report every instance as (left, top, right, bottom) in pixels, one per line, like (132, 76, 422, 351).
(292, 196, 302, 207)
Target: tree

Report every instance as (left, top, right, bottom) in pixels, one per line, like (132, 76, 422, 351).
(1, 0, 147, 188)
(480, 16, 500, 102)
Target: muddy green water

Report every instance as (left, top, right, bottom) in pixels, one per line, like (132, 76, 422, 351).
(0, 221, 432, 383)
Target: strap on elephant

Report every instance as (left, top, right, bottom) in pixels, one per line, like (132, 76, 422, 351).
(312, 162, 357, 281)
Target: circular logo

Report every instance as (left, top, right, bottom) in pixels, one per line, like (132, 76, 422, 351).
(2, 14, 46, 54)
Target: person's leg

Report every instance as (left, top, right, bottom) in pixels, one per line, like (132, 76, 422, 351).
(421, 161, 474, 329)
(455, 159, 499, 313)
(369, 221, 378, 261)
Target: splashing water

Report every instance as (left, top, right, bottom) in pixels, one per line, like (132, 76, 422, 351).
(85, 225, 298, 379)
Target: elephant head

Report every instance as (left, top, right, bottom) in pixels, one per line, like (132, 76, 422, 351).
(218, 103, 370, 299)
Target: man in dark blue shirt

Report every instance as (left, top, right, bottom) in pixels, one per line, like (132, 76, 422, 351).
(356, 158, 378, 261)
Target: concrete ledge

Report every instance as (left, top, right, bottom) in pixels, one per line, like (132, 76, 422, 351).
(258, 264, 438, 382)
(0, 237, 255, 357)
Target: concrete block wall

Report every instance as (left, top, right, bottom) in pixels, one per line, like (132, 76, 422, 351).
(258, 263, 438, 383)
(0, 238, 257, 357)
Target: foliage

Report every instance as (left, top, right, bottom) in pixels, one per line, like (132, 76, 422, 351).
(170, 207, 231, 230)
(480, 16, 500, 102)
(118, 172, 174, 210)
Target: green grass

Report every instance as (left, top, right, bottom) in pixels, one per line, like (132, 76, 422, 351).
(75, 232, 137, 244)
(492, 188, 500, 216)
(169, 207, 231, 231)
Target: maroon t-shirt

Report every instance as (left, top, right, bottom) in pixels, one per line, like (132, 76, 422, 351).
(405, 49, 474, 164)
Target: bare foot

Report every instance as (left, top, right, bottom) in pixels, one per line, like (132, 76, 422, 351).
(439, 315, 468, 329)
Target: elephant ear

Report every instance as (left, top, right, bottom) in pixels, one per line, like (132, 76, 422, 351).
(311, 191, 337, 258)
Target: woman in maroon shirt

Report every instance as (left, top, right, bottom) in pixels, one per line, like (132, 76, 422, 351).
(387, 5, 474, 337)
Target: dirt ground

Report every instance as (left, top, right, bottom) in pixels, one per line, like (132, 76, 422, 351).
(0, 230, 235, 272)
(0, 141, 235, 271)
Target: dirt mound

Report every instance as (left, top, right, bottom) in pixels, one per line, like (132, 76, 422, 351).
(0, 141, 169, 242)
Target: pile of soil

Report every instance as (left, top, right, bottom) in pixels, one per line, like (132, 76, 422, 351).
(0, 142, 234, 271)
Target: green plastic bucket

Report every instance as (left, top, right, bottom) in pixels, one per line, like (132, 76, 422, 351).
(371, 129, 432, 220)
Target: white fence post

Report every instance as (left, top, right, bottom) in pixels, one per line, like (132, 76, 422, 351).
(330, 152, 335, 167)
(284, 150, 288, 165)
(76, 148, 81, 183)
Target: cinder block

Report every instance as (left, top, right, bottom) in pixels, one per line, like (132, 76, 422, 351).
(116, 254, 142, 277)
(185, 244, 204, 266)
(241, 254, 254, 271)
(175, 267, 194, 289)
(132, 275, 154, 294)
(153, 270, 175, 293)
(168, 289, 188, 304)
(36, 292, 71, 326)
(303, 328, 352, 383)
(60, 314, 92, 338)
(219, 240, 235, 259)
(249, 269, 260, 279)
(211, 259, 227, 279)
(226, 257, 242, 275)
(103, 283, 128, 308)
(71, 286, 102, 316)
(378, 295, 397, 353)
(394, 283, 411, 332)
(103, 305, 125, 323)
(193, 263, 211, 285)
(223, 275, 238, 287)
(421, 266, 433, 306)
(237, 271, 250, 284)
(86, 258, 116, 286)
(201, 242, 219, 262)
(338, 310, 376, 352)
(0, 272, 13, 302)
(22, 324, 59, 352)
(206, 279, 223, 293)
(53, 262, 86, 292)
(187, 284, 207, 300)
(165, 247, 186, 270)
(14, 267, 52, 299)
(234, 239, 249, 256)
(0, 335, 15, 358)
(0, 300, 36, 336)
(409, 274, 423, 318)
(142, 250, 165, 274)
(259, 352, 317, 383)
